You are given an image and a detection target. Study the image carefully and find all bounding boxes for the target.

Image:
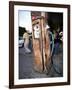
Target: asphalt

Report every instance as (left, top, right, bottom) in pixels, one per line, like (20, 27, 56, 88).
(19, 43, 63, 79)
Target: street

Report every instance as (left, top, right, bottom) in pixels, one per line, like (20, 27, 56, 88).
(19, 44, 63, 79)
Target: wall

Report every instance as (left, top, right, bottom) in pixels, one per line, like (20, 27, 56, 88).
(0, 0, 72, 90)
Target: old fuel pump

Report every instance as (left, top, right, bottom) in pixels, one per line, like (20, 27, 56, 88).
(32, 16, 52, 73)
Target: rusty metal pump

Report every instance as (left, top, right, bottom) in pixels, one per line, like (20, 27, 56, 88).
(32, 16, 52, 73)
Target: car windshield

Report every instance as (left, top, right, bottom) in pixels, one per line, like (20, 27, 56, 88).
(19, 37, 23, 40)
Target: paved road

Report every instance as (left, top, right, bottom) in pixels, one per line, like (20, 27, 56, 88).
(19, 45, 63, 79)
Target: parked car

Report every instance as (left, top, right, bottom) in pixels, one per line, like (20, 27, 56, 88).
(19, 37, 24, 48)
